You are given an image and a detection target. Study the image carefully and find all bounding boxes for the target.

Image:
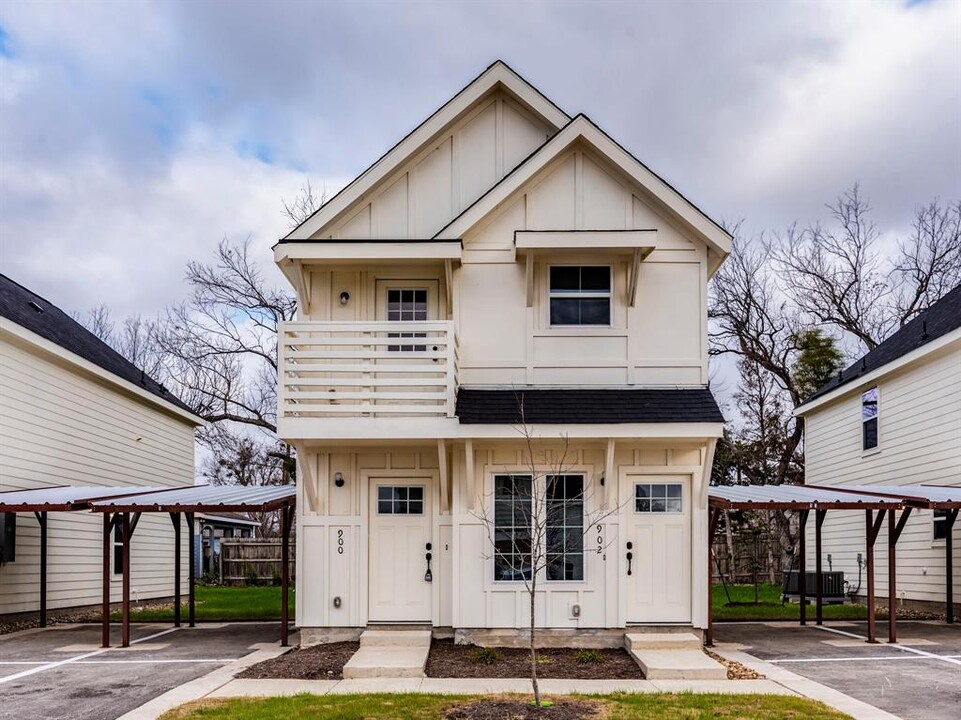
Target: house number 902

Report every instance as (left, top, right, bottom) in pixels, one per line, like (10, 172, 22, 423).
(337, 529, 345, 555)
(596, 524, 604, 555)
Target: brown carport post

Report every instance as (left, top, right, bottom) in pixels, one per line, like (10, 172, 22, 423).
(887, 507, 913, 643)
(815, 509, 826, 625)
(281, 503, 294, 647)
(34, 511, 48, 628)
(947, 509, 958, 624)
(185, 512, 196, 627)
(169, 512, 182, 627)
(798, 509, 809, 625)
(865, 509, 886, 643)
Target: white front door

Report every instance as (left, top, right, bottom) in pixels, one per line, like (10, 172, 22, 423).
(368, 480, 433, 622)
(625, 474, 692, 623)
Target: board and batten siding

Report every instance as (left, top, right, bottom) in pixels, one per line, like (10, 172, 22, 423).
(0, 332, 196, 615)
(804, 340, 961, 604)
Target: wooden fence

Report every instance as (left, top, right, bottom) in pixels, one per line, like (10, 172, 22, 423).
(219, 539, 297, 585)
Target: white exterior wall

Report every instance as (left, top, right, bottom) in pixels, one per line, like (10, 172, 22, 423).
(295, 443, 712, 631)
(803, 339, 961, 605)
(0, 331, 195, 615)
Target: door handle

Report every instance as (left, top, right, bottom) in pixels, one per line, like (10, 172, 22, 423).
(626, 541, 633, 576)
(424, 542, 433, 582)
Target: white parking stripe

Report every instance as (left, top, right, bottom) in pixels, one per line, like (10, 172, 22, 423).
(0, 628, 180, 684)
(770, 654, 961, 664)
(814, 625, 961, 666)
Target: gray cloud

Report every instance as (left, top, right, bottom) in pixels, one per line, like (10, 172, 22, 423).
(1, 0, 958, 320)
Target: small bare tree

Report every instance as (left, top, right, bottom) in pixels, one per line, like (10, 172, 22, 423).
(281, 179, 326, 228)
(473, 405, 621, 709)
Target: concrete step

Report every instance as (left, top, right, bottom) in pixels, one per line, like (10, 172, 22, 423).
(624, 632, 703, 651)
(360, 629, 432, 648)
(343, 646, 428, 679)
(628, 648, 727, 680)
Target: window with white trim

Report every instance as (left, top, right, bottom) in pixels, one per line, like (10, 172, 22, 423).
(492, 474, 585, 582)
(933, 509, 951, 542)
(376, 486, 425, 515)
(113, 522, 123, 575)
(861, 387, 879, 451)
(548, 266, 611, 326)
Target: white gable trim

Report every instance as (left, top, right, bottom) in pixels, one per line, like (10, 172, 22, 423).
(794, 326, 961, 417)
(285, 61, 569, 241)
(434, 115, 732, 262)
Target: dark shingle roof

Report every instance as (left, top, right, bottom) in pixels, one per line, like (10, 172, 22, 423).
(800, 283, 961, 407)
(455, 388, 724, 424)
(0, 273, 197, 417)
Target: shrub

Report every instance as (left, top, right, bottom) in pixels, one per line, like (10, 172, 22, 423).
(467, 647, 500, 665)
(572, 649, 606, 664)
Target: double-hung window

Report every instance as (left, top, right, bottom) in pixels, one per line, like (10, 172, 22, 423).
(861, 387, 879, 451)
(492, 473, 585, 582)
(933, 509, 951, 542)
(549, 266, 611, 326)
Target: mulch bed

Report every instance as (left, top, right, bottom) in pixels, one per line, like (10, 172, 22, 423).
(236, 641, 359, 680)
(426, 640, 645, 679)
(446, 698, 601, 720)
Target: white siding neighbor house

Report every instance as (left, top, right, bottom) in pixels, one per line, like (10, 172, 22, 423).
(275, 62, 730, 645)
(797, 284, 961, 613)
(0, 274, 203, 616)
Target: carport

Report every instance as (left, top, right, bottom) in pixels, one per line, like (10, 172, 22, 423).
(89, 484, 296, 649)
(828, 485, 961, 624)
(707, 485, 907, 645)
(0, 485, 159, 628)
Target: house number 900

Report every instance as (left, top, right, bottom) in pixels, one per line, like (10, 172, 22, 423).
(337, 529, 345, 555)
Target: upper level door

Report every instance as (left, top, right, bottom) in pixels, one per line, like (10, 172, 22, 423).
(624, 474, 692, 623)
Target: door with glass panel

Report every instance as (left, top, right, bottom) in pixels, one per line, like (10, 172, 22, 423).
(368, 481, 432, 622)
(624, 474, 692, 623)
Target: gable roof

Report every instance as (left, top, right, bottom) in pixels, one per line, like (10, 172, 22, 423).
(284, 60, 570, 242)
(434, 114, 732, 268)
(455, 388, 724, 424)
(798, 282, 961, 410)
(0, 273, 200, 421)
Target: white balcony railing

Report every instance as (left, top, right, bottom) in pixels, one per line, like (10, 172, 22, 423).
(278, 321, 458, 419)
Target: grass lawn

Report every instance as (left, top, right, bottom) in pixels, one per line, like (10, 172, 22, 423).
(713, 582, 868, 622)
(111, 585, 295, 622)
(160, 693, 850, 719)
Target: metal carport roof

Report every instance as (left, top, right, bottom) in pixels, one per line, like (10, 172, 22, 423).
(709, 484, 904, 510)
(88, 484, 296, 513)
(822, 484, 961, 509)
(0, 485, 155, 512)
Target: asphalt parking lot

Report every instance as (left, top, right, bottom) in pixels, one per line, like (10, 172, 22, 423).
(0, 622, 280, 720)
(715, 620, 961, 720)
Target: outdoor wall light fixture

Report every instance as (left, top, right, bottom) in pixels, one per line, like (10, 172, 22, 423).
(334, 472, 345, 488)
(339, 291, 350, 305)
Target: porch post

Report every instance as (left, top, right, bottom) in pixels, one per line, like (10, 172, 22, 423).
(798, 509, 809, 626)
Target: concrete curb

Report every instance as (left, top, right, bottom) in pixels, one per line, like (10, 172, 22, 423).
(116, 636, 298, 720)
(710, 646, 902, 720)
(206, 675, 795, 698)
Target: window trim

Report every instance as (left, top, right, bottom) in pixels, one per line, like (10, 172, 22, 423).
(861, 386, 880, 454)
(633, 482, 684, 514)
(375, 484, 427, 516)
(547, 264, 613, 328)
(490, 469, 590, 585)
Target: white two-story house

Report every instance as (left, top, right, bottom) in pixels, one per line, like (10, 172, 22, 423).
(275, 62, 730, 645)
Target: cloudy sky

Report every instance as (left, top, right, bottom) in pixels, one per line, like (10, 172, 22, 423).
(1, 0, 958, 321)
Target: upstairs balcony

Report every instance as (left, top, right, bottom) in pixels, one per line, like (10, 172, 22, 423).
(278, 321, 459, 426)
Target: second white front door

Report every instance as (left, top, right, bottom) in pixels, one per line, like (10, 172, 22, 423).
(368, 480, 433, 622)
(625, 474, 692, 624)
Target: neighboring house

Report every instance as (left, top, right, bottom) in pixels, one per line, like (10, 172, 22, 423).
(196, 512, 259, 578)
(274, 61, 729, 644)
(797, 284, 961, 611)
(0, 273, 203, 615)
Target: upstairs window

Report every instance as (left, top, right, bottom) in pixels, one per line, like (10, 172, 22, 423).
(549, 266, 611, 326)
(861, 387, 879, 451)
(387, 288, 428, 351)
